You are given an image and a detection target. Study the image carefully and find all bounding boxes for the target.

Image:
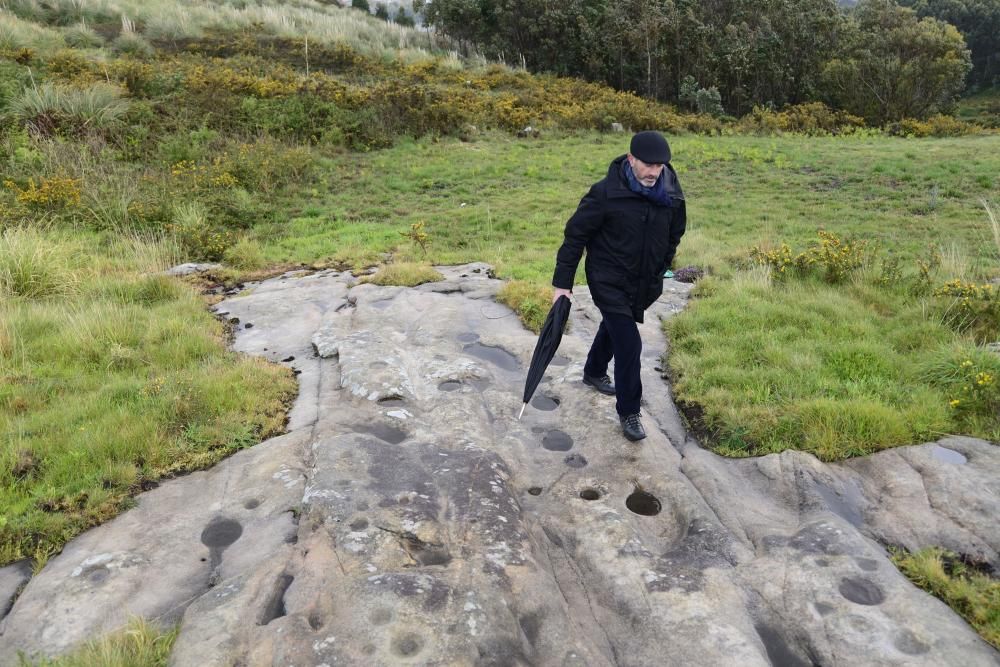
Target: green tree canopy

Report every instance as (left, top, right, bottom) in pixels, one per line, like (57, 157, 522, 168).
(822, 0, 972, 122)
(898, 0, 1000, 87)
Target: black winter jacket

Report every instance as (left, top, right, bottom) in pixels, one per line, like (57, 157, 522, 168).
(552, 155, 686, 323)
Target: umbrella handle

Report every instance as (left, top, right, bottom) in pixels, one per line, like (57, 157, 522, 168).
(518, 403, 526, 420)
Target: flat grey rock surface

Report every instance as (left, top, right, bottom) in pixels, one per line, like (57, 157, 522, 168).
(1, 263, 997, 666)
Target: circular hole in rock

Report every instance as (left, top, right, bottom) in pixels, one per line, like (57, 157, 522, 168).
(438, 381, 462, 392)
(200, 517, 243, 548)
(243, 499, 260, 510)
(564, 454, 588, 469)
(839, 577, 885, 606)
(393, 633, 424, 657)
(527, 487, 543, 496)
(626, 490, 662, 516)
(542, 430, 573, 452)
(349, 518, 369, 531)
(579, 488, 601, 501)
(531, 395, 560, 411)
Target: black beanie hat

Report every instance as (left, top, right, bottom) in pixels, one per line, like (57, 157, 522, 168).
(630, 131, 671, 164)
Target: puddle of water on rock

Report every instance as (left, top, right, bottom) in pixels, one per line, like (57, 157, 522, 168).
(531, 395, 560, 411)
(815, 480, 864, 528)
(456, 333, 480, 343)
(854, 557, 879, 572)
(438, 381, 463, 392)
(754, 623, 813, 667)
(542, 430, 574, 452)
(626, 490, 662, 516)
(838, 577, 885, 606)
(930, 445, 967, 464)
(463, 343, 520, 371)
(201, 517, 243, 549)
(354, 423, 407, 445)
(550, 355, 570, 366)
(564, 454, 588, 468)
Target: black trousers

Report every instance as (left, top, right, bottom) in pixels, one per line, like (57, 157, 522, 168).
(583, 311, 642, 416)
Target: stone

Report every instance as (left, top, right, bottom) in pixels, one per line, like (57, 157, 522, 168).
(163, 263, 222, 276)
(2, 264, 997, 666)
(610, 122, 624, 132)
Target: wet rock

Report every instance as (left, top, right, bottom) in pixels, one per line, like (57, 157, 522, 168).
(3, 263, 998, 667)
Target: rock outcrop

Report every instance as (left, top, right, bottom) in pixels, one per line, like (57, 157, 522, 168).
(1, 263, 997, 666)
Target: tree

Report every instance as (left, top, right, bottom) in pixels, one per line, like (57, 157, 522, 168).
(898, 0, 1000, 88)
(351, 0, 370, 11)
(394, 6, 416, 26)
(821, 0, 973, 122)
(374, 3, 390, 20)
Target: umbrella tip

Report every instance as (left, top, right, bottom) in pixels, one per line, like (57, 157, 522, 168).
(518, 403, 526, 420)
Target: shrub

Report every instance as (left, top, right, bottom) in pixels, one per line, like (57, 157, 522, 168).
(887, 115, 981, 137)
(749, 231, 870, 284)
(167, 202, 230, 261)
(737, 102, 866, 136)
(3, 175, 81, 211)
(113, 32, 154, 58)
(932, 279, 999, 342)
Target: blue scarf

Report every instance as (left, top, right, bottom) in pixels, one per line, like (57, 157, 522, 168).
(622, 160, 672, 207)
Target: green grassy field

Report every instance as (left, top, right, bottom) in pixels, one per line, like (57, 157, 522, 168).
(2, 0, 997, 653)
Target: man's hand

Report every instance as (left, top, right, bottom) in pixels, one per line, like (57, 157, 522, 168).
(552, 288, 573, 304)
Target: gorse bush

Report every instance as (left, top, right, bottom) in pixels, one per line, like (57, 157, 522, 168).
(749, 231, 871, 284)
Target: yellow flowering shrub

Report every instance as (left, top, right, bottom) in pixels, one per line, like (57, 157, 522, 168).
(3, 176, 82, 210)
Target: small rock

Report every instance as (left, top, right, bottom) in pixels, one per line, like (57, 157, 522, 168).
(611, 122, 624, 132)
(244, 323, 253, 329)
(281, 356, 295, 362)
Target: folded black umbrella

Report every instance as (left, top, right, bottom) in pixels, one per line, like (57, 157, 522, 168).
(518, 295, 571, 419)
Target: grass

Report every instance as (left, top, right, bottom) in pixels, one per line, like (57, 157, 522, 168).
(497, 280, 553, 333)
(20, 617, 177, 667)
(0, 230, 296, 567)
(357, 261, 444, 286)
(891, 547, 1000, 649)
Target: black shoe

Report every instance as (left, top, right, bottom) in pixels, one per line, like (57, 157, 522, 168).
(583, 373, 615, 395)
(620, 413, 646, 441)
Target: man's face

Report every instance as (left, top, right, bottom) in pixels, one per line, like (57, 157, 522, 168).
(628, 154, 665, 187)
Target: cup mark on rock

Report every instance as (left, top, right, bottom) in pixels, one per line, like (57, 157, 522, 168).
(350, 518, 369, 531)
(393, 633, 424, 657)
(564, 454, 588, 468)
(201, 517, 243, 549)
(353, 423, 407, 444)
(854, 557, 879, 572)
(531, 395, 560, 411)
(243, 498, 260, 510)
(893, 629, 930, 656)
(930, 445, 967, 464)
(463, 343, 520, 371)
(839, 577, 885, 605)
(542, 430, 573, 451)
(438, 381, 462, 392)
(527, 487, 543, 496)
(457, 332, 480, 343)
(626, 490, 662, 516)
(580, 488, 601, 501)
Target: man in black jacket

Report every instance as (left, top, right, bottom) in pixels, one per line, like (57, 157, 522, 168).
(551, 131, 686, 441)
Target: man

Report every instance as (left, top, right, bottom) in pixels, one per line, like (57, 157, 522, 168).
(551, 130, 686, 441)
